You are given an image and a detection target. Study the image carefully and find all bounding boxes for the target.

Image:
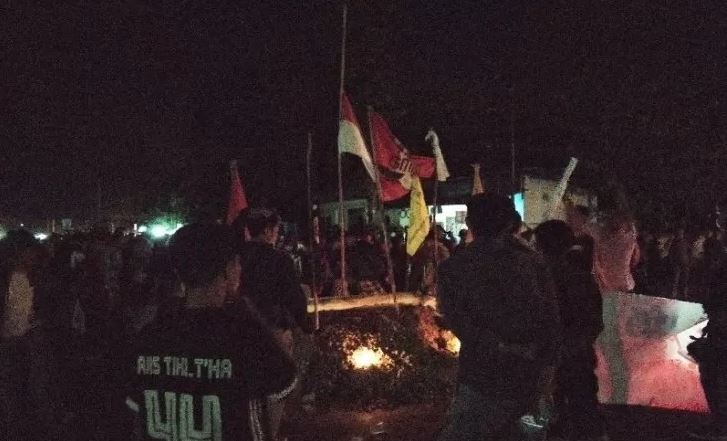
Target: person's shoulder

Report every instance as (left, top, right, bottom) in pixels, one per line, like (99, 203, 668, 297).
(508, 237, 538, 256)
(507, 239, 548, 271)
(437, 247, 468, 276)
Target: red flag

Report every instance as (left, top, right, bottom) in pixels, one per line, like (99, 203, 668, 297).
(370, 112, 435, 178)
(379, 176, 411, 202)
(226, 160, 249, 225)
(369, 111, 435, 202)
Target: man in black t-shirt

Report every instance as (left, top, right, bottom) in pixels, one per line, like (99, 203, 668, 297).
(121, 224, 296, 441)
(239, 209, 308, 440)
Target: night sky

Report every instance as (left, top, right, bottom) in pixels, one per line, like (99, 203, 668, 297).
(1, 1, 724, 223)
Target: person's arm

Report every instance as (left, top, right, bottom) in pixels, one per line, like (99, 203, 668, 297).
(526, 257, 562, 363)
(240, 316, 298, 399)
(436, 260, 500, 348)
(630, 233, 641, 270)
(564, 270, 603, 343)
(279, 254, 308, 330)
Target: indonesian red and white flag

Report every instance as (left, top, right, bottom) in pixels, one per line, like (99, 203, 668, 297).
(338, 93, 376, 181)
(226, 160, 249, 225)
(369, 111, 435, 202)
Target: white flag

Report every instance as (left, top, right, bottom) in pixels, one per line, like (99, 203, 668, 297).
(545, 157, 579, 220)
(425, 129, 450, 182)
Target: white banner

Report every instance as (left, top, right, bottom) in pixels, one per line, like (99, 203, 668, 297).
(596, 292, 708, 411)
(545, 157, 578, 220)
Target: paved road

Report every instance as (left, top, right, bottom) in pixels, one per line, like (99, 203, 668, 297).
(285, 404, 710, 441)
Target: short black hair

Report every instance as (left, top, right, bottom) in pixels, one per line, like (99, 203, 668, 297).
(466, 193, 517, 239)
(534, 220, 575, 257)
(168, 223, 239, 288)
(574, 205, 590, 218)
(246, 208, 281, 238)
(2, 229, 37, 251)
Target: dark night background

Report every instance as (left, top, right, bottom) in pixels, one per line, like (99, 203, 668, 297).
(1, 1, 725, 225)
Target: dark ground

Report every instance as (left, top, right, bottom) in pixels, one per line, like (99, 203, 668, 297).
(284, 403, 710, 441)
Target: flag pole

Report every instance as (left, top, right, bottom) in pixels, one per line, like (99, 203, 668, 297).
(336, 3, 349, 296)
(366, 106, 398, 310)
(430, 128, 440, 288)
(306, 131, 320, 330)
(509, 86, 517, 198)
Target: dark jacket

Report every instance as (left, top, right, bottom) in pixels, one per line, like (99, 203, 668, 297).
(705, 252, 727, 350)
(349, 240, 386, 282)
(437, 237, 561, 397)
(548, 247, 604, 350)
(239, 241, 307, 331)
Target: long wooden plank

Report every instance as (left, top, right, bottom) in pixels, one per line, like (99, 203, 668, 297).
(306, 293, 436, 313)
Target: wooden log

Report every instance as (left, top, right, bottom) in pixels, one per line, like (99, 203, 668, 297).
(306, 293, 437, 313)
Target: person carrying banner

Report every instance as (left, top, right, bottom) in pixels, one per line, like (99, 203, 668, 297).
(588, 210, 640, 405)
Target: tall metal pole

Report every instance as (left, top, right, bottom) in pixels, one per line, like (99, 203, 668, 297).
(336, 3, 349, 296)
(431, 166, 440, 287)
(509, 86, 517, 197)
(97, 177, 102, 220)
(306, 132, 320, 329)
(366, 107, 398, 308)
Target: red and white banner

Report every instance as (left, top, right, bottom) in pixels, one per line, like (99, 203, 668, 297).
(369, 111, 434, 202)
(339, 93, 376, 181)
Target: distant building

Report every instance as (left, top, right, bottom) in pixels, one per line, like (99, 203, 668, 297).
(319, 170, 596, 234)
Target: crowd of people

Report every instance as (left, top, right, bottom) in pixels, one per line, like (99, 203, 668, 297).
(634, 224, 725, 302)
(0, 196, 726, 440)
(436, 194, 727, 441)
(0, 209, 310, 441)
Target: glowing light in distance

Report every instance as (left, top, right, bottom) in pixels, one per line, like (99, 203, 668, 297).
(349, 346, 384, 370)
(34, 233, 49, 241)
(137, 225, 148, 233)
(150, 225, 168, 239)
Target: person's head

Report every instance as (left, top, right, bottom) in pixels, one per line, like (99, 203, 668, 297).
(458, 229, 468, 241)
(567, 204, 590, 233)
(230, 210, 250, 243)
(245, 208, 281, 245)
(533, 220, 575, 258)
(465, 193, 517, 240)
(124, 235, 153, 281)
(362, 226, 377, 244)
(675, 227, 686, 239)
(168, 224, 241, 307)
(0, 229, 39, 271)
(91, 222, 112, 241)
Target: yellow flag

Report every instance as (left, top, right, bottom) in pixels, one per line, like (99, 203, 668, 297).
(407, 176, 430, 256)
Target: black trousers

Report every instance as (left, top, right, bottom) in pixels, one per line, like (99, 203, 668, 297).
(552, 344, 605, 438)
(699, 342, 727, 427)
(0, 328, 58, 441)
